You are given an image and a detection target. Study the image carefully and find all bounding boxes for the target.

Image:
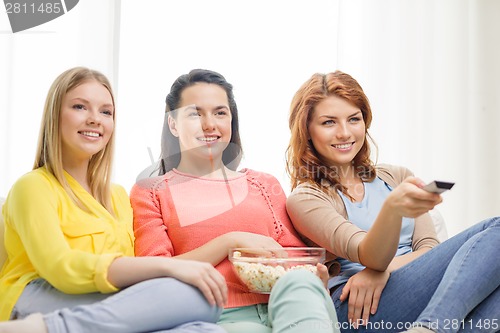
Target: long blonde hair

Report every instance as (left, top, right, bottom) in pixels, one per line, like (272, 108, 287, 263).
(286, 71, 377, 195)
(33, 67, 116, 214)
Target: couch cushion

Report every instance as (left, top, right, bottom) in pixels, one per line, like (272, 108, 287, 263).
(429, 208, 448, 242)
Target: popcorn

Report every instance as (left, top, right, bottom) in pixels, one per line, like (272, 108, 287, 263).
(232, 258, 317, 293)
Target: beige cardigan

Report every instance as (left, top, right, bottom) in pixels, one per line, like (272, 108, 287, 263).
(286, 164, 439, 275)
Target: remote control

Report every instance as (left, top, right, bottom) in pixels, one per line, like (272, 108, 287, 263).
(422, 180, 455, 194)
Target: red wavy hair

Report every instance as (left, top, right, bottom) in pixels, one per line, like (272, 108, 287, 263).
(286, 71, 377, 195)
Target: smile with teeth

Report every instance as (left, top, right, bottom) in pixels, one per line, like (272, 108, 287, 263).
(80, 131, 101, 138)
(332, 142, 353, 149)
(198, 136, 219, 143)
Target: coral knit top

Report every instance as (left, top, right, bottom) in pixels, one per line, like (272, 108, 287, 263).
(130, 168, 306, 308)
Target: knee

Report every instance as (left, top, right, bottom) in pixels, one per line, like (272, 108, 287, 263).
(272, 270, 325, 295)
(482, 216, 500, 230)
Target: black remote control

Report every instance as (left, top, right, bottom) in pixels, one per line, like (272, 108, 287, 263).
(422, 181, 455, 194)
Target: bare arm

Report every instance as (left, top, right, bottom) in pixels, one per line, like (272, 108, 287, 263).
(386, 247, 431, 272)
(356, 200, 403, 271)
(386, 210, 440, 272)
(173, 231, 282, 265)
(107, 256, 227, 307)
(358, 177, 442, 271)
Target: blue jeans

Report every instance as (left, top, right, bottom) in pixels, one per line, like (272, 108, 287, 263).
(13, 277, 224, 333)
(332, 217, 500, 333)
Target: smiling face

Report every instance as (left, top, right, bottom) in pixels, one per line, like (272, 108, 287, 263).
(60, 80, 114, 166)
(308, 95, 366, 174)
(168, 82, 232, 167)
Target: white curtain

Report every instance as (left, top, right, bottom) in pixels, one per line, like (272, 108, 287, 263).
(0, 0, 119, 194)
(334, 0, 500, 236)
(1, 0, 499, 236)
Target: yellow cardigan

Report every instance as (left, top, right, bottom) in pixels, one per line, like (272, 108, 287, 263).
(0, 167, 134, 320)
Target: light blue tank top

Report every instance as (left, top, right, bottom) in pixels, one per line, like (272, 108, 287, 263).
(328, 177, 414, 289)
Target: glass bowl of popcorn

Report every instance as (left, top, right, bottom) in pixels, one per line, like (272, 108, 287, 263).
(228, 247, 326, 294)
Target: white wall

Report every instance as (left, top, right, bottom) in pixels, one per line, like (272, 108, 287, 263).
(1, 0, 499, 237)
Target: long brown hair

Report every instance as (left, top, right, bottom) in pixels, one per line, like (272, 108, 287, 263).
(286, 71, 377, 195)
(33, 67, 116, 214)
